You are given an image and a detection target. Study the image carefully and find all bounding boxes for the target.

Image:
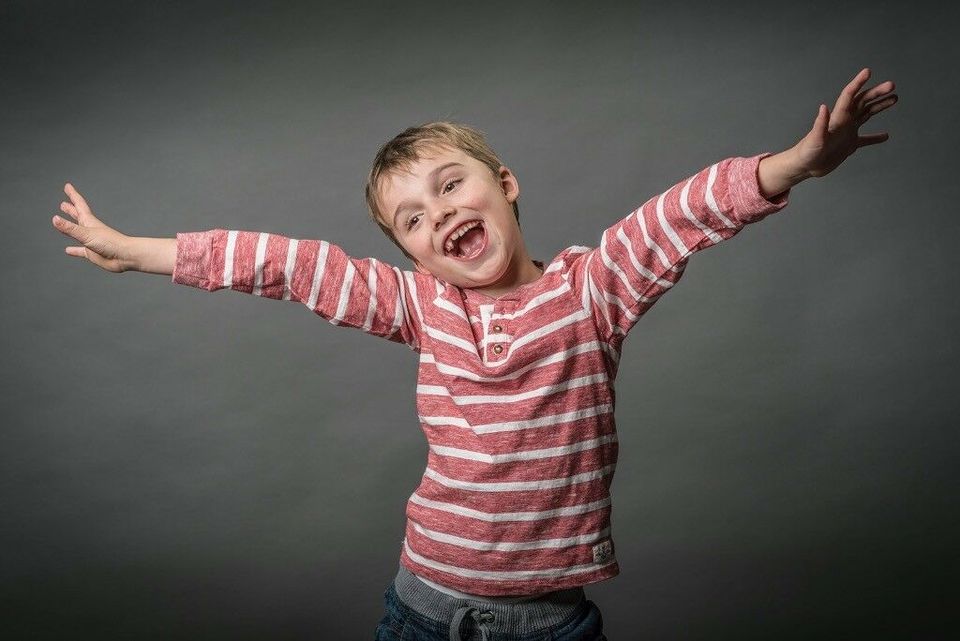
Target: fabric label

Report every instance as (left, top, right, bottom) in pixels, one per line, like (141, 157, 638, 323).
(592, 539, 614, 564)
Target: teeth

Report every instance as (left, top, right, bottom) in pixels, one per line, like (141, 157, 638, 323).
(444, 221, 481, 254)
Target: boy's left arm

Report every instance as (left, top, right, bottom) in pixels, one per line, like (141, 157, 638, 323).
(574, 68, 897, 344)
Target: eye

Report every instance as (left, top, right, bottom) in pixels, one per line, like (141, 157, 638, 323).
(406, 213, 421, 230)
(442, 178, 461, 194)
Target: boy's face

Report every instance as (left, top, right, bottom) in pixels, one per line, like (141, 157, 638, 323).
(376, 145, 531, 293)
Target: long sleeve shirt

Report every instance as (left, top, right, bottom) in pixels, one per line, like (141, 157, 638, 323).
(172, 153, 790, 596)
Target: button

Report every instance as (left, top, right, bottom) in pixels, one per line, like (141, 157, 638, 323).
(493, 344, 503, 354)
(493, 324, 502, 333)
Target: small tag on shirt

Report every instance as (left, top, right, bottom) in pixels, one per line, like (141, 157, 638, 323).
(592, 539, 614, 564)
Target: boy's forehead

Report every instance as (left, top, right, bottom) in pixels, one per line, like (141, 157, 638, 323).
(377, 146, 475, 208)
(396, 144, 471, 176)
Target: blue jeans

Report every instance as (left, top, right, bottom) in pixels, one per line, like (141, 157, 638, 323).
(374, 581, 608, 641)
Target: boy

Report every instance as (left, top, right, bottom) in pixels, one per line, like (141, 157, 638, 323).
(52, 68, 896, 640)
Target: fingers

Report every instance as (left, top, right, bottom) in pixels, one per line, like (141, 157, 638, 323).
(834, 68, 871, 115)
(63, 242, 117, 271)
(61, 182, 111, 230)
(54, 215, 91, 256)
(858, 132, 889, 147)
(865, 93, 898, 115)
(857, 93, 898, 126)
(64, 182, 92, 217)
(52, 214, 79, 240)
(55, 215, 122, 272)
(856, 80, 896, 111)
(52, 213, 92, 248)
(60, 200, 79, 220)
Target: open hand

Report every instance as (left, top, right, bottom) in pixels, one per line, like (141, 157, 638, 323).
(794, 68, 898, 179)
(52, 183, 133, 273)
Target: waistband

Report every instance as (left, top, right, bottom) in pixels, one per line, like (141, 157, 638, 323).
(392, 564, 586, 637)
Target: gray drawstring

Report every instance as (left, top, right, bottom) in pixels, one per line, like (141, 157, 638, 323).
(449, 605, 495, 641)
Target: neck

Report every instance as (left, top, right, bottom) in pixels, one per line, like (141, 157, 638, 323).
(474, 249, 544, 299)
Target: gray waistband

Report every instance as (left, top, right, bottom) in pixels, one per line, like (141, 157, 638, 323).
(392, 564, 586, 636)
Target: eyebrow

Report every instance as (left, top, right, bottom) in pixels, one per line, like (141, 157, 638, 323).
(391, 162, 464, 229)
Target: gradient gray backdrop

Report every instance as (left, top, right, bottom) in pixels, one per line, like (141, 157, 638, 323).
(4, 0, 957, 638)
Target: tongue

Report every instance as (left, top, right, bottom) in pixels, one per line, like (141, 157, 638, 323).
(457, 226, 485, 258)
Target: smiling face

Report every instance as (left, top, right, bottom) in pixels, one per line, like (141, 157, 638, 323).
(374, 144, 542, 297)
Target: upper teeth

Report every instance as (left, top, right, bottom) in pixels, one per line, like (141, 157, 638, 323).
(444, 221, 482, 254)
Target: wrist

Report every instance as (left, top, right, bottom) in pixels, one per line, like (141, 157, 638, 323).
(118, 235, 140, 273)
(758, 146, 810, 199)
(128, 236, 177, 275)
(784, 143, 814, 182)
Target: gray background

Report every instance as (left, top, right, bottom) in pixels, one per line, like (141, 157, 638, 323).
(4, 0, 957, 638)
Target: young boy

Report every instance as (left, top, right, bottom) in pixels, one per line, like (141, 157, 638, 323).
(52, 68, 896, 640)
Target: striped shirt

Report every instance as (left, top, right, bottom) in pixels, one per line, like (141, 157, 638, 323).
(172, 153, 790, 596)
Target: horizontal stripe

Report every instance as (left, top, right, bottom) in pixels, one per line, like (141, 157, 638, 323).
(252, 232, 268, 297)
(423, 463, 615, 492)
(503, 308, 590, 357)
(419, 340, 606, 383)
(224, 229, 237, 288)
(469, 403, 614, 434)
(362, 257, 378, 332)
(429, 434, 618, 463)
(615, 225, 673, 287)
(655, 187, 688, 256)
(330, 258, 356, 325)
(306, 240, 328, 311)
(679, 174, 724, 245)
(705, 162, 736, 228)
(409, 519, 611, 552)
(416, 373, 607, 405)
(417, 402, 613, 434)
(408, 492, 611, 522)
(282, 237, 298, 301)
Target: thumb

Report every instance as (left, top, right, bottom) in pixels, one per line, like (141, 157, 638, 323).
(808, 104, 829, 145)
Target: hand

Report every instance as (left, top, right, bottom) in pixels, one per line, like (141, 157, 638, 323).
(52, 183, 134, 273)
(793, 68, 898, 179)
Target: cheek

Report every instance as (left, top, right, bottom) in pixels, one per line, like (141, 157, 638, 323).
(461, 189, 499, 213)
(410, 232, 435, 255)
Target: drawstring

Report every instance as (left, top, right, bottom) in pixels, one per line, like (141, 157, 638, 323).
(449, 605, 495, 641)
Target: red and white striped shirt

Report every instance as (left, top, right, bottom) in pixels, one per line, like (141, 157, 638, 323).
(172, 153, 790, 596)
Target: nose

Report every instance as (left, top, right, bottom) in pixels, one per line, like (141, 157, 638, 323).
(432, 205, 456, 231)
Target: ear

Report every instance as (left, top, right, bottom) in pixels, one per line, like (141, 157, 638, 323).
(498, 166, 520, 204)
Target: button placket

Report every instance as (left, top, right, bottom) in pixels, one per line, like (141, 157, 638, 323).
(486, 304, 514, 363)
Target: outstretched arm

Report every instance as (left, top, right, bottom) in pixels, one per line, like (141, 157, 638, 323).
(757, 67, 897, 198)
(51, 189, 423, 349)
(172, 229, 422, 348)
(572, 153, 790, 345)
(573, 67, 897, 344)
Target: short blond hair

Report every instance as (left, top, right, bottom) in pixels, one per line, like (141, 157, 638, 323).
(365, 122, 520, 261)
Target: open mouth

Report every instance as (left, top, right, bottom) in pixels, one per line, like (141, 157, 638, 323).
(443, 220, 487, 261)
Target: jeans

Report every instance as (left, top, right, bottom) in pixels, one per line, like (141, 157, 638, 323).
(375, 580, 608, 641)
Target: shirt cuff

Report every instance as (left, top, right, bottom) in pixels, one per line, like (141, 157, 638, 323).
(172, 231, 216, 290)
(729, 153, 791, 225)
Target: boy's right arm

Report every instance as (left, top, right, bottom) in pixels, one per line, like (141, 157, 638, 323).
(170, 229, 422, 348)
(52, 183, 422, 350)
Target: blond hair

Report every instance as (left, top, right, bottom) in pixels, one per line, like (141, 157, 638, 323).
(365, 122, 520, 261)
